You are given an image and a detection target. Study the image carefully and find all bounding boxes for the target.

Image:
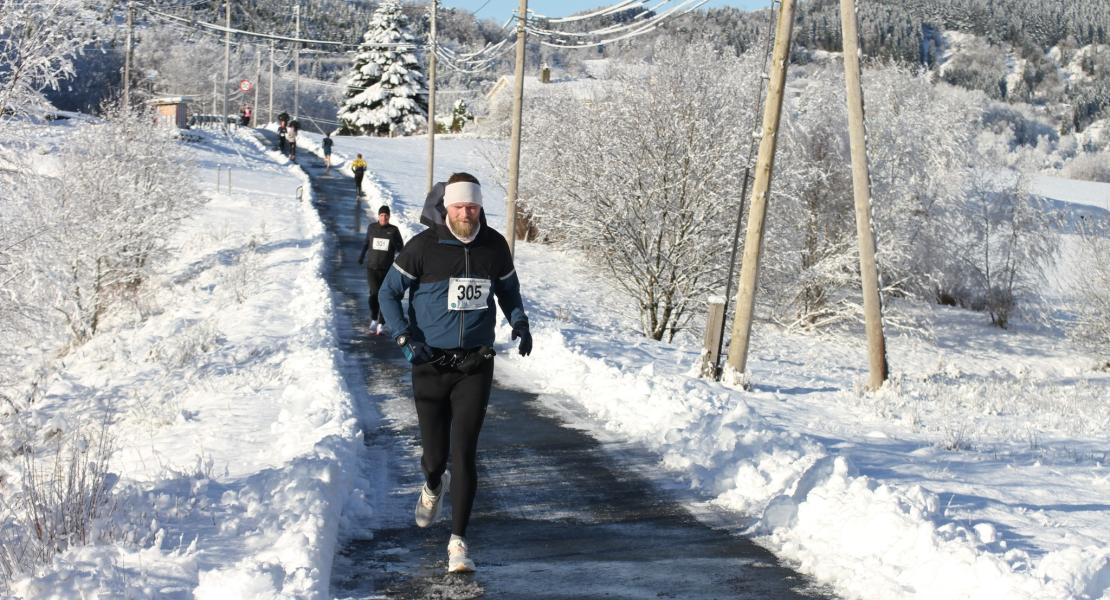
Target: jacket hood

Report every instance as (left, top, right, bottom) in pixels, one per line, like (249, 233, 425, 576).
(420, 181, 488, 229)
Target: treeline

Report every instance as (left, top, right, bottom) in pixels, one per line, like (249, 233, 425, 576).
(43, 1, 1110, 131)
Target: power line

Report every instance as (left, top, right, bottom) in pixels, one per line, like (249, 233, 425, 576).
(524, 0, 709, 49)
(136, 3, 417, 49)
(471, 0, 493, 17)
(525, 0, 669, 37)
(528, 0, 645, 24)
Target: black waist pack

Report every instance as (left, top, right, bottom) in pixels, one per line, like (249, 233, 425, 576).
(442, 346, 496, 374)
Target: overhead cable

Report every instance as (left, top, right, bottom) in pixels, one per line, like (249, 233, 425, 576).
(525, 0, 708, 49)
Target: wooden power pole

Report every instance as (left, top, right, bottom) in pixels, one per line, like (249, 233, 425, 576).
(293, 4, 301, 119)
(222, 0, 231, 130)
(123, 0, 134, 111)
(252, 46, 261, 126)
(505, 0, 528, 255)
(426, 0, 438, 194)
(268, 40, 275, 124)
(840, 0, 889, 389)
(725, 0, 798, 379)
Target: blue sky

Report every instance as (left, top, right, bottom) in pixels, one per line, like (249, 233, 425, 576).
(438, 1, 769, 24)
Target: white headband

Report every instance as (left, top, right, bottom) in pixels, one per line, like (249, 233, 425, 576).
(444, 182, 483, 207)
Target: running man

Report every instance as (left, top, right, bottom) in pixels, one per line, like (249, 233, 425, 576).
(350, 153, 367, 196)
(379, 172, 532, 573)
(358, 205, 404, 335)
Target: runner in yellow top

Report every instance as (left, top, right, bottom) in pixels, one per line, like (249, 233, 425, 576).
(351, 154, 368, 196)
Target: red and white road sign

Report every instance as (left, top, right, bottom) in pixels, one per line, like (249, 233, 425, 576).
(239, 79, 253, 92)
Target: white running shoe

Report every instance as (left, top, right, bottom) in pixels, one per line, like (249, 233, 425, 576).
(369, 319, 378, 332)
(447, 536, 475, 573)
(375, 322, 384, 336)
(414, 472, 449, 528)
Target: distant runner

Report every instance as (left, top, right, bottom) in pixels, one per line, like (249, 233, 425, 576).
(379, 172, 532, 573)
(350, 153, 367, 196)
(322, 133, 334, 171)
(285, 122, 298, 160)
(358, 205, 404, 335)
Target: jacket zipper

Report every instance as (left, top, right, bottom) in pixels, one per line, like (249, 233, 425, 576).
(460, 246, 470, 348)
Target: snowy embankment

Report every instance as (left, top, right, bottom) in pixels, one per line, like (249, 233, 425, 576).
(307, 133, 1109, 600)
(9, 126, 363, 598)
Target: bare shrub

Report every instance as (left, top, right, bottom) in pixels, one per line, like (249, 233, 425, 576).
(1067, 219, 1110, 358)
(0, 425, 116, 581)
(0, 108, 195, 413)
(1063, 151, 1110, 183)
(520, 41, 756, 341)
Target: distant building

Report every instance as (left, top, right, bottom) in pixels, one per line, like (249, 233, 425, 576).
(148, 96, 191, 129)
(484, 74, 611, 106)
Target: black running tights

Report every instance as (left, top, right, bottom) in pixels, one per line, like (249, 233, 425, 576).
(366, 268, 387, 322)
(412, 358, 494, 537)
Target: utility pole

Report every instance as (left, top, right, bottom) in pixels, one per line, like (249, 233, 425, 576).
(293, 4, 301, 119)
(268, 40, 275, 124)
(840, 0, 889, 389)
(122, 0, 134, 112)
(426, 0, 438, 194)
(252, 46, 261, 126)
(505, 0, 528, 255)
(725, 0, 797, 380)
(222, 0, 231, 131)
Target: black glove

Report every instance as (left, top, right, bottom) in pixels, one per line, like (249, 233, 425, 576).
(398, 336, 434, 365)
(511, 322, 532, 357)
(358, 256, 364, 265)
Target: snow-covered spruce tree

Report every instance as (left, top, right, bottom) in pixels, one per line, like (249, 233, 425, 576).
(520, 41, 756, 341)
(449, 98, 472, 133)
(337, 0, 427, 136)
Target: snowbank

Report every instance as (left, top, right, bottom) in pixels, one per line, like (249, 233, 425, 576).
(6, 126, 365, 599)
(327, 135, 1109, 600)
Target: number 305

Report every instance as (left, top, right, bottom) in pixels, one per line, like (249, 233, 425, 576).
(457, 285, 483, 300)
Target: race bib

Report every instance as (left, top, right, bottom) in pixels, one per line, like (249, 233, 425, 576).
(448, 277, 491, 311)
(372, 237, 390, 251)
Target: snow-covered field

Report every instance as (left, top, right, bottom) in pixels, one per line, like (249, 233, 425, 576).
(3, 124, 366, 598)
(310, 132, 1109, 600)
(2, 123, 1107, 599)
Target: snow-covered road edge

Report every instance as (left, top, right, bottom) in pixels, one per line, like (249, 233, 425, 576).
(190, 131, 366, 599)
(492, 314, 1109, 600)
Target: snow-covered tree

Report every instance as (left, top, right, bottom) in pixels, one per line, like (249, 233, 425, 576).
(521, 41, 757, 341)
(0, 109, 194, 413)
(757, 64, 976, 331)
(954, 142, 1059, 327)
(750, 62, 1058, 331)
(1068, 217, 1110, 361)
(449, 98, 472, 133)
(0, 0, 95, 119)
(337, 0, 427, 136)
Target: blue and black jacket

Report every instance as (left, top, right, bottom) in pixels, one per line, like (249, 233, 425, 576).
(379, 222, 527, 350)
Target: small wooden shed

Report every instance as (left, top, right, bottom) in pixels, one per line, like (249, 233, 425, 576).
(148, 96, 190, 129)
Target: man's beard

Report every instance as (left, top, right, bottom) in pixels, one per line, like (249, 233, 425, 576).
(448, 213, 477, 238)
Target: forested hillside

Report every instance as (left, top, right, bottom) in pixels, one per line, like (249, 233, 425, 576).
(45, 0, 1110, 133)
